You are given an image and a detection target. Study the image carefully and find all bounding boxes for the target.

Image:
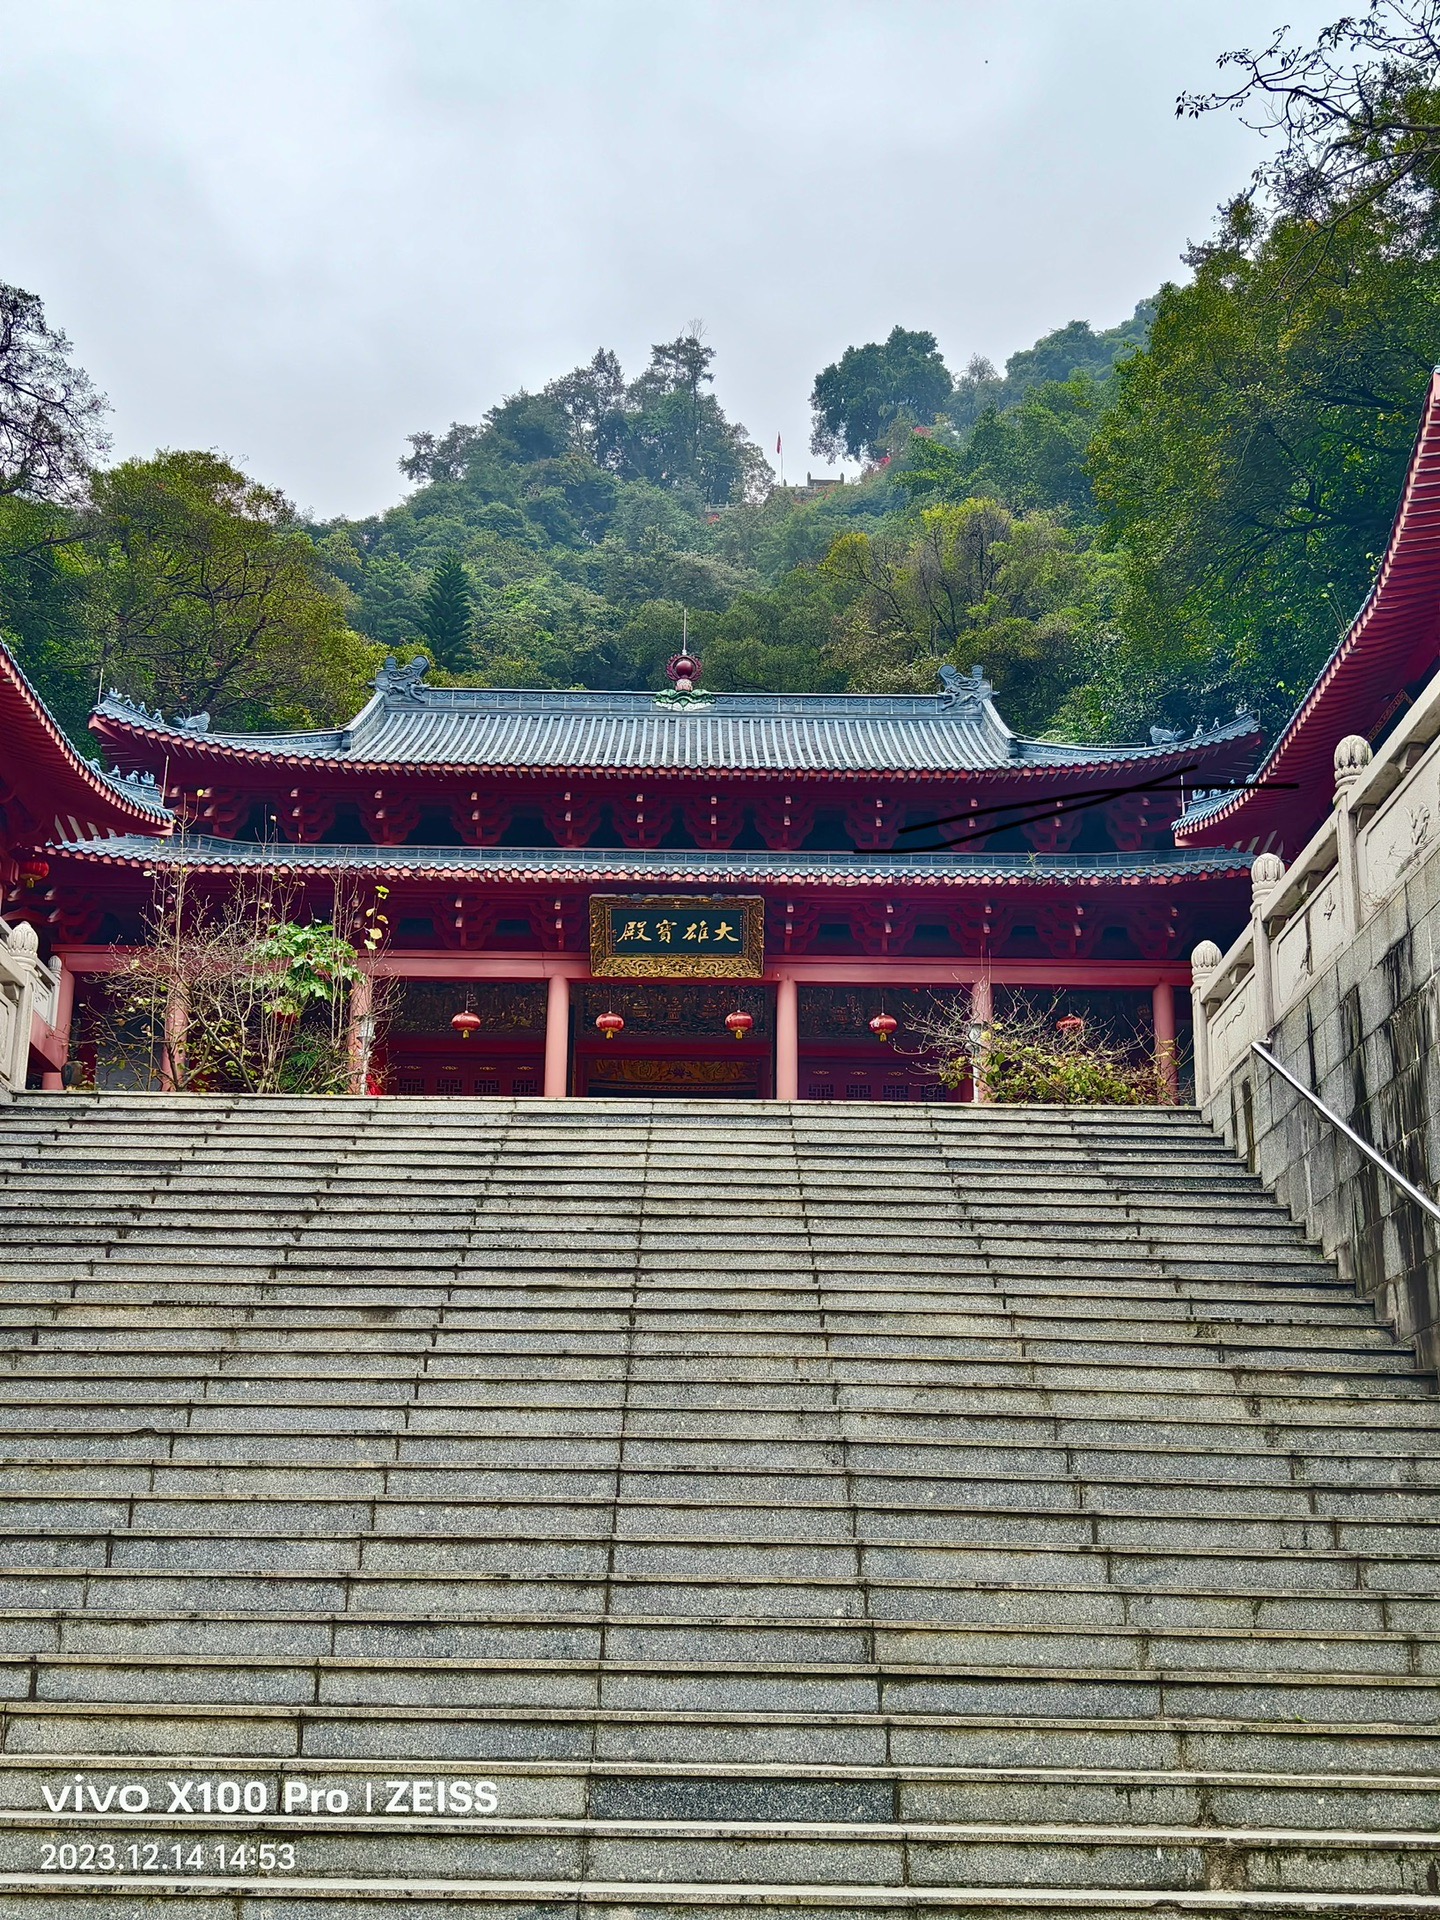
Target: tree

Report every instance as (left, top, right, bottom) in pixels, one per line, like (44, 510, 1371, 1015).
(1086, 201, 1440, 730)
(399, 335, 768, 511)
(480, 391, 571, 465)
(1179, 3, 1440, 243)
(0, 283, 111, 740)
(344, 554, 423, 647)
(942, 306, 1155, 432)
(810, 327, 953, 461)
(399, 422, 483, 485)
(623, 332, 770, 503)
(900, 378, 1109, 519)
(0, 282, 109, 504)
(0, 497, 99, 739)
(820, 500, 1096, 727)
(87, 450, 375, 727)
(703, 574, 844, 693)
(944, 354, 1005, 434)
(544, 348, 627, 462)
(419, 551, 474, 667)
(102, 868, 372, 1094)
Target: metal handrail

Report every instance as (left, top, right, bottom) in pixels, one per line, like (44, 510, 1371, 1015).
(1251, 1041, 1440, 1226)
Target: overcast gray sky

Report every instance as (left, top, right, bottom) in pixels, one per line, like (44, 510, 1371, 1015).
(0, 1, 1338, 521)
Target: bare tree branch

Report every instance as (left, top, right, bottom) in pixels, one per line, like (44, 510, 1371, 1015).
(0, 283, 109, 503)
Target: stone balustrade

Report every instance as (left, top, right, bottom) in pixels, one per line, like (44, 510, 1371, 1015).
(0, 918, 64, 1096)
(1191, 669, 1440, 1368)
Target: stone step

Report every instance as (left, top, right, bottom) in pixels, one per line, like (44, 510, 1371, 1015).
(2, 1883, 1439, 1917)
(0, 1092, 1435, 1913)
(5, 1755, 1440, 1830)
(3, 1432, 1438, 1488)
(11, 1811, 1440, 1899)
(2, 1570, 1440, 1633)
(0, 1342, 1414, 1386)
(5, 1609, 1440, 1677)
(5, 1458, 1440, 1520)
(2, 1526, 1440, 1599)
(10, 1697, 1440, 1776)
(6, 1486, 1440, 1550)
(3, 1398, 1435, 1450)
(0, 1294, 1390, 1331)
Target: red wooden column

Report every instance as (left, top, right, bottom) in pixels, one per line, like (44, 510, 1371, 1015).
(160, 980, 189, 1093)
(969, 977, 993, 1105)
(775, 976, 799, 1102)
(543, 974, 571, 1098)
(39, 961, 74, 1091)
(1152, 980, 1178, 1104)
(346, 973, 374, 1095)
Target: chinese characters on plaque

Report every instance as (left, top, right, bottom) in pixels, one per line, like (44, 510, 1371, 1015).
(589, 894, 765, 978)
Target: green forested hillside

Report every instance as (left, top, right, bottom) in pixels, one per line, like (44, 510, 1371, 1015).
(5, 8, 1440, 750)
(311, 317, 1144, 732)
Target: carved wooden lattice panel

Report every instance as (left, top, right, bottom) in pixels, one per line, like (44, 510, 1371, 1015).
(578, 981, 773, 1036)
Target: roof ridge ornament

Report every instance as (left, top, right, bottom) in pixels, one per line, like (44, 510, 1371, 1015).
(102, 689, 165, 723)
(937, 662, 993, 707)
(100, 764, 171, 814)
(373, 653, 432, 698)
(654, 630, 714, 711)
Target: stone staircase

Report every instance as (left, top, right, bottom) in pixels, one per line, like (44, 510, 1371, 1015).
(0, 1091, 1435, 1914)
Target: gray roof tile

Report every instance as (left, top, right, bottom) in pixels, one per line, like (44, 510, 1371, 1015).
(50, 833, 1253, 888)
(93, 682, 1261, 779)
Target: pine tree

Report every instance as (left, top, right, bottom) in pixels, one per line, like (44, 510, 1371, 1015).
(419, 553, 473, 668)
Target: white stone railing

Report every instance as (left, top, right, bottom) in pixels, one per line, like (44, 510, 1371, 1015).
(0, 917, 62, 1094)
(1191, 665, 1440, 1096)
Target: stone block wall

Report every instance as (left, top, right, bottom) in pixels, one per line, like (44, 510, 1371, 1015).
(1204, 858, 1440, 1373)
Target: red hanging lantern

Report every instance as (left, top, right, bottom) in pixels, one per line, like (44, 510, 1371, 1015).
(869, 1013, 898, 1044)
(17, 858, 49, 888)
(724, 1010, 755, 1041)
(595, 1010, 625, 1041)
(1056, 1015, 1086, 1037)
(450, 1009, 483, 1040)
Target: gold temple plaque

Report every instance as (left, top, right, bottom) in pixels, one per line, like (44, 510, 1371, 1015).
(589, 894, 765, 978)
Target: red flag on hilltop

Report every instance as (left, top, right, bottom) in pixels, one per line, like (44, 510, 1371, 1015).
(776, 435, 782, 455)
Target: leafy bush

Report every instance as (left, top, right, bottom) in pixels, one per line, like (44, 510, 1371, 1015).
(916, 995, 1169, 1105)
(95, 869, 387, 1094)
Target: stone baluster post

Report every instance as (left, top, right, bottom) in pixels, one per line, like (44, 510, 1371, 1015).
(1250, 851, 1287, 1038)
(1189, 941, 1222, 1106)
(543, 974, 571, 1098)
(0, 921, 40, 1094)
(1332, 733, 1373, 939)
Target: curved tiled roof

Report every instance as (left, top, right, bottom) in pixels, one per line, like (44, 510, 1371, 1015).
(0, 637, 172, 846)
(1177, 368, 1440, 854)
(47, 832, 1251, 889)
(91, 676, 1262, 781)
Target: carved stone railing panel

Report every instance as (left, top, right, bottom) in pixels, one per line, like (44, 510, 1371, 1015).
(1206, 972, 1255, 1084)
(29, 959, 61, 1031)
(0, 977, 19, 1091)
(1271, 868, 1343, 1012)
(1359, 732, 1440, 915)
